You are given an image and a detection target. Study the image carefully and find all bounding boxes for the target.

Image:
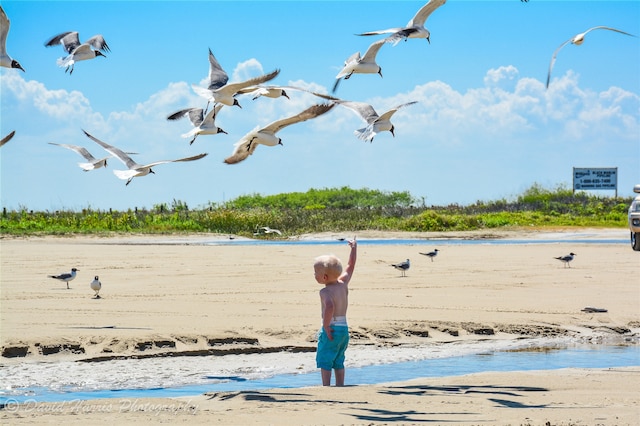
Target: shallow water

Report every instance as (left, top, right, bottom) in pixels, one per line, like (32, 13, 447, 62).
(1, 338, 637, 404)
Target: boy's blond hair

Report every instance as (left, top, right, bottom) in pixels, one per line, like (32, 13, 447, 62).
(314, 254, 343, 280)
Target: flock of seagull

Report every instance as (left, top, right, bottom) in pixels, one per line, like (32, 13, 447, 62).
(1, 2, 636, 186)
(390, 249, 576, 277)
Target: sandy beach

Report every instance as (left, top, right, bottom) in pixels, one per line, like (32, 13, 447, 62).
(1, 228, 639, 424)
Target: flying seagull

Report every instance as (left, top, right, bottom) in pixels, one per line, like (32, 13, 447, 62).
(236, 85, 305, 100)
(333, 39, 385, 93)
(254, 226, 282, 236)
(191, 48, 280, 112)
(0, 6, 25, 71)
(224, 103, 334, 164)
(167, 103, 227, 145)
(44, 31, 110, 74)
(48, 142, 113, 171)
(419, 248, 439, 262)
(546, 26, 635, 89)
(82, 129, 208, 185)
(49, 267, 79, 289)
(90, 276, 102, 299)
(312, 93, 417, 142)
(554, 252, 576, 268)
(391, 259, 410, 277)
(356, 0, 447, 46)
(0, 130, 16, 147)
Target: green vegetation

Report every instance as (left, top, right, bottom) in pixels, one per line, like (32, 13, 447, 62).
(0, 184, 631, 236)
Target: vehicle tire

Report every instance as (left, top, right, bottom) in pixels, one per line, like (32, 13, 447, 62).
(632, 232, 640, 251)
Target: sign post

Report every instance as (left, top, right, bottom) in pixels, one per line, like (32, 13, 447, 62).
(573, 167, 618, 197)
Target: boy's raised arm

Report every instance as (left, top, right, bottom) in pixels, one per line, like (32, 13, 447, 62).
(341, 237, 357, 285)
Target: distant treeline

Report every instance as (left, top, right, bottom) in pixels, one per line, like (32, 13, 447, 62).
(0, 184, 631, 236)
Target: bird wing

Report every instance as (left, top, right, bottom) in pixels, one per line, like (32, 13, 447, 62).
(83, 129, 140, 169)
(202, 103, 224, 125)
(0, 130, 15, 147)
(44, 31, 76, 52)
(0, 6, 9, 56)
(207, 48, 229, 90)
(261, 103, 334, 134)
(361, 39, 386, 61)
(584, 26, 636, 38)
(85, 34, 110, 52)
(376, 101, 418, 123)
(223, 132, 258, 164)
(546, 38, 572, 88)
(141, 153, 208, 169)
(336, 100, 379, 124)
(217, 69, 281, 97)
(60, 32, 82, 54)
(167, 107, 196, 121)
(409, 0, 447, 27)
(357, 27, 403, 37)
(48, 142, 98, 162)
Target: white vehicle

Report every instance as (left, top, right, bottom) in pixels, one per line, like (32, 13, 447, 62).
(629, 184, 640, 251)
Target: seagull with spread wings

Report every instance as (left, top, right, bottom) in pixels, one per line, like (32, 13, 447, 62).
(356, 0, 446, 45)
(191, 48, 280, 112)
(546, 26, 635, 89)
(45, 31, 110, 74)
(167, 103, 227, 145)
(48, 142, 113, 171)
(83, 130, 207, 185)
(333, 39, 386, 93)
(224, 103, 334, 164)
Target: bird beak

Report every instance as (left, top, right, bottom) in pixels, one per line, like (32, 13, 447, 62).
(427, 36, 431, 44)
(378, 69, 383, 78)
(220, 129, 228, 134)
(150, 169, 155, 174)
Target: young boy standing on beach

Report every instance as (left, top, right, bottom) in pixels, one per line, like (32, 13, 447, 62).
(313, 237, 357, 386)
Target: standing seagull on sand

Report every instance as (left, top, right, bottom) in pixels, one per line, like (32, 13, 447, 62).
(419, 248, 439, 262)
(49, 268, 79, 289)
(0, 6, 25, 71)
(44, 31, 110, 74)
(333, 39, 386, 93)
(546, 26, 635, 89)
(90, 276, 102, 299)
(391, 259, 411, 277)
(313, 93, 417, 142)
(224, 103, 334, 164)
(356, 0, 447, 45)
(167, 103, 227, 145)
(554, 252, 576, 268)
(82, 130, 208, 185)
(48, 142, 112, 171)
(0, 130, 16, 148)
(191, 48, 280, 113)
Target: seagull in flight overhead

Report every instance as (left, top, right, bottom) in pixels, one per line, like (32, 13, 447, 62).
(49, 268, 79, 289)
(167, 104, 227, 145)
(82, 130, 208, 185)
(419, 248, 439, 262)
(554, 252, 576, 268)
(236, 85, 305, 100)
(224, 103, 334, 164)
(313, 93, 417, 142)
(333, 39, 385, 93)
(191, 48, 280, 112)
(44, 31, 110, 74)
(0, 130, 16, 147)
(546, 26, 635, 89)
(48, 142, 113, 171)
(391, 259, 410, 277)
(356, 0, 447, 46)
(0, 6, 25, 72)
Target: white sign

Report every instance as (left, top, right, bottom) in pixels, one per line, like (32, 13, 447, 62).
(573, 167, 618, 191)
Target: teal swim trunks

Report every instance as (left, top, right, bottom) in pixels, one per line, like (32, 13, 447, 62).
(316, 325, 349, 370)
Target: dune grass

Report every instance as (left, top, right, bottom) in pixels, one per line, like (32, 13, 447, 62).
(0, 184, 631, 236)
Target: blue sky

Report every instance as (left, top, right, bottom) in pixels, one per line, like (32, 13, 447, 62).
(1, 0, 639, 211)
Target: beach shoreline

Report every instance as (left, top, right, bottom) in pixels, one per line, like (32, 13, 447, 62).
(1, 228, 638, 424)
